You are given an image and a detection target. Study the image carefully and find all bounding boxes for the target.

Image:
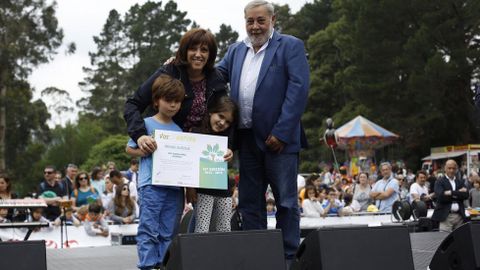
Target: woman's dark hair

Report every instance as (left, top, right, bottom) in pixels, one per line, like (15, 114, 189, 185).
(174, 28, 217, 73)
(0, 174, 12, 194)
(113, 184, 135, 217)
(305, 173, 320, 186)
(74, 172, 91, 189)
(91, 167, 103, 180)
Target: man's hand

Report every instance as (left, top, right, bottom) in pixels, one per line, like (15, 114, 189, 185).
(444, 190, 452, 196)
(137, 135, 157, 154)
(459, 187, 467, 192)
(265, 135, 285, 153)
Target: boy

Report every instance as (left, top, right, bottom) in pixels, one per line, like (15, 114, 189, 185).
(84, 203, 109, 237)
(126, 74, 185, 269)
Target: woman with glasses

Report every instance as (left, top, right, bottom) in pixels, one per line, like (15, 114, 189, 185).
(107, 184, 137, 224)
(71, 172, 100, 211)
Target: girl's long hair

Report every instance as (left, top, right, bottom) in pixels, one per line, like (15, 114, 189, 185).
(113, 184, 134, 217)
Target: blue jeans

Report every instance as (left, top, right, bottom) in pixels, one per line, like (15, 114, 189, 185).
(136, 185, 183, 270)
(237, 129, 300, 259)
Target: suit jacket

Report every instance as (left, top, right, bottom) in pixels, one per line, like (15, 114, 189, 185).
(217, 31, 310, 153)
(431, 175, 469, 222)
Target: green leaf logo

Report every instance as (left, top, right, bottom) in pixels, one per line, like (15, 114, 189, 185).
(202, 143, 224, 161)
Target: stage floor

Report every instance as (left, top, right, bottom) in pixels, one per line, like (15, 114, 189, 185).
(47, 231, 449, 270)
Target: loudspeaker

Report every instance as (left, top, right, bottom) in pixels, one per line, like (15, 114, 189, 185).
(430, 222, 480, 270)
(292, 225, 414, 270)
(0, 240, 46, 270)
(163, 229, 285, 270)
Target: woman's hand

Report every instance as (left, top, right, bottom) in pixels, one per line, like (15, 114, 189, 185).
(223, 149, 233, 162)
(163, 56, 175, 65)
(137, 135, 157, 154)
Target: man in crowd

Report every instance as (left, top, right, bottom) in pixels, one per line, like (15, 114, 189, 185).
(370, 162, 399, 212)
(38, 165, 67, 220)
(409, 170, 434, 207)
(216, 0, 310, 264)
(124, 158, 139, 188)
(110, 169, 137, 201)
(63, 163, 78, 199)
(431, 160, 469, 232)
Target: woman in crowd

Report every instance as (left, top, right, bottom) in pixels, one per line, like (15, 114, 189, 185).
(101, 177, 115, 210)
(107, 184, 137, 224)
(71, 172, 100, 210)
(0, 174, 24, 221)
(352, 172, 372, 212)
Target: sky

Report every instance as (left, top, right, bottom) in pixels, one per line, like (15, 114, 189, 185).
(28, 0, 311, 125)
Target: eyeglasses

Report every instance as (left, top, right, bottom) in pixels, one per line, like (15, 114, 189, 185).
(79, 177, 88, 181)
(122, 187, 129, 191)
(44, 171, 54, 174)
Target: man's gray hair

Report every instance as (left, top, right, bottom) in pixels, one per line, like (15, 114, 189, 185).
(380, 162, 392, 169)
(244, 0, 275, 16)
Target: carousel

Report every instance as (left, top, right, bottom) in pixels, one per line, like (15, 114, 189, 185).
(334, 115, 399, 176)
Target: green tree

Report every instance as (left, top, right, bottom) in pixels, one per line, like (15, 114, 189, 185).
(0, 0, 63, 171)
(41, 87, 74, 127)
(301, 0, 480, 170)
(215, 24, 239, 60)
(82, 134, 131, 172)
(80, 1, 191, 134)
(5, 80, 51, 194)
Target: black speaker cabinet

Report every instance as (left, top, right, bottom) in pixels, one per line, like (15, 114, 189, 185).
(0, 240, 47, 270)
(163, 229, 285, 270)
(292, 225, 414, 270)
(430, 222, 480, 270)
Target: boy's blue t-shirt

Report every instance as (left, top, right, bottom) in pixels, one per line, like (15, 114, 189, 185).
(127, 117, 182, 188)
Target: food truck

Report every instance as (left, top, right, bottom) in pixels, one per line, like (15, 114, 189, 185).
(422, 144, 480, 175)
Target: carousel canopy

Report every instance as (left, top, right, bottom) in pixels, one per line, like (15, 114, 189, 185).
(335, 115, 399, 151)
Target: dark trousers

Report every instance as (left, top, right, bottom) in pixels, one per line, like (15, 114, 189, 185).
(237, 129, 300, 259)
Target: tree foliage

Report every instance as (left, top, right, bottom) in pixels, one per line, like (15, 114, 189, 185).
(82, 134, 132, 172)
(215, 24, 239, 60)
(79, 1, 192, 134)
(0, 0, 62, 185)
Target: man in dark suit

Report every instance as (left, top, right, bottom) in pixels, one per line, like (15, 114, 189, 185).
(217, 0, 310, 262)
(431, 159, 469, 232)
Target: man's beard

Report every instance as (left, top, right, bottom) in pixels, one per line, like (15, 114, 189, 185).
(248, 27, 272, 48)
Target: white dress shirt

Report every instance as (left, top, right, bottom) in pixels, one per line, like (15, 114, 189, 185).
(446, 176, 459, 212)
(238, 33, 273, 128)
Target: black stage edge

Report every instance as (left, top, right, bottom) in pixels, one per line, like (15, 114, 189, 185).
(45, 231, 449, 270)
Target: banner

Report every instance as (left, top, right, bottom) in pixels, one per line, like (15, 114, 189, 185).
(152, 130, 228, 189)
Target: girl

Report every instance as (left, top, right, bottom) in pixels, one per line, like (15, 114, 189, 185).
(90, 167, 106, 195)
(302, 185, 324, 218)
(107, 184, 137, 224)
(187, 95, 237, 233)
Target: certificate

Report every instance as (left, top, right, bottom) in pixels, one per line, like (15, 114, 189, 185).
(152, 130, 228, 189)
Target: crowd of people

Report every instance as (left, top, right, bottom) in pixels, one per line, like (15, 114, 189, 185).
(0, 160, 140, 237)
(270, 160, 480, 226)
